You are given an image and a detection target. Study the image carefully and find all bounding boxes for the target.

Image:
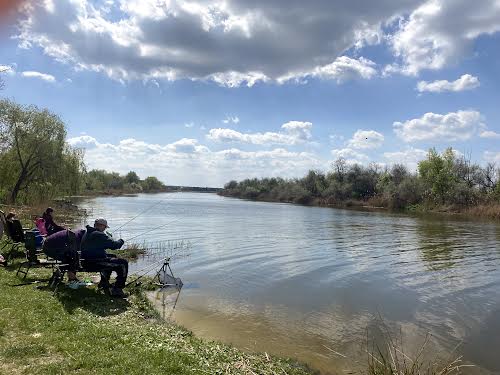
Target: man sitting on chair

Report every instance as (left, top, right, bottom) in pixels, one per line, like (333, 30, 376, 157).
(80, 218, 128, 298)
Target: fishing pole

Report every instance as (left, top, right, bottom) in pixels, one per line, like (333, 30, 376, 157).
(123, 217, 183, 242)
(114, 195, 176, 232)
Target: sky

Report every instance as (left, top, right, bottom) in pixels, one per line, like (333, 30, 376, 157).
(0, 0, 499, 187)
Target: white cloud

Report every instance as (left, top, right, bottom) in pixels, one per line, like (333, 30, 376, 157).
(16, 0, 421, 86)
(484, 151, 500, 164)
(417, 74, 480, 93)
(383, 147, 428, 170)
(207, 121, 312, 145)
(21, 70, 56, 82)
(222, 116, 240, 125)
(277, 56, 378, 84)
(393, 110, 485, 142)
(67, 135, 99, 147)
(347, 129, 384, 149)
(210, 71, 269, 87)
(331, 148, 369, 165)
(184, 122, 194, 128)
(68, 135, 323, 186)
(479, 130, 500, 139)
(167, 138, 209, 154)
(389, 0, 500, 75)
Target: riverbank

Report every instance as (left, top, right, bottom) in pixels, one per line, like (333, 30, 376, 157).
(218, 192, 500, 220)
(0, 264, 312, 375)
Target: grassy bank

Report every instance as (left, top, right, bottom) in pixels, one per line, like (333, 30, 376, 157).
(0, 265, 312, 375)
(219, 192, 500, 221)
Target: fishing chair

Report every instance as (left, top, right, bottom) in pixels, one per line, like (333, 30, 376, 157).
(16, 230, 60, 280)
(0, 210, 25, 264)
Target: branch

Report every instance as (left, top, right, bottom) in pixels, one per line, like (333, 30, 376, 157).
(13, 125, 25, 170)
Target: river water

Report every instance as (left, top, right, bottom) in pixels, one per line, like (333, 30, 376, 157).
(77, 192, 500, 374)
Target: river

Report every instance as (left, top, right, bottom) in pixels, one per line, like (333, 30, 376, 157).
(77, 192, 500, 374)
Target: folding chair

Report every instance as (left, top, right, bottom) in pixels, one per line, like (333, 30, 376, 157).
(0, 210, 24, 264)
(16, 230, 60, 280)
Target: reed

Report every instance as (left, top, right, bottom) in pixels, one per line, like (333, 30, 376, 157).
(366, 322, 472, 375)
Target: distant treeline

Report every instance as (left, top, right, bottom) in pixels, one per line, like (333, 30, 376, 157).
(221, 149, 500, 214)
(0, 98, 166, 204)
(84, 170, 166, 195)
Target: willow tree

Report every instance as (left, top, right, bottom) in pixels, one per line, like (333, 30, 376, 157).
(0, 99, 84, 203)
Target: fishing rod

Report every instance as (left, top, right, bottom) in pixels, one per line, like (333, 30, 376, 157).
(123, 217, 183, 242)
(114, 194, 177, 231)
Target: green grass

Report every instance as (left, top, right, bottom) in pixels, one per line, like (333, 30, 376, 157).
(107, 243, 147, 261)
(0, 264, 312, 375)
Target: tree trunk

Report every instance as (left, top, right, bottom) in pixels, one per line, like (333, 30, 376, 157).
(10, 169, 27, 203)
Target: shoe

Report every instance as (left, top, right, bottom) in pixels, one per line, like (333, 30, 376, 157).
(110, 287, 127, 298)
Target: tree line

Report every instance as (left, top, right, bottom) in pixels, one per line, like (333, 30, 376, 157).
(221, 148, 500, 211)
(0, 99, 166, 204)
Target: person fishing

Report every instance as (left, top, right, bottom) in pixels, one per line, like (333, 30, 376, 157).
(6, 212, 25, 242)
(42, 207, 65, 235)
(80, 218, 128, 298)
(42, 229, 85, 289)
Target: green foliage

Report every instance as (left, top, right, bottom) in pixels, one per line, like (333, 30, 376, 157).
(418, 148, 457, 204)
(84, 170, 166, 194)
(0, 99, 85, 204)
(223, 150, 500, 211)
(125, 170, 140, 184)
(141, 176, 166, 192)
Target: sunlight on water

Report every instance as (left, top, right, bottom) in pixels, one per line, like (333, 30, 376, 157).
(77, 192, 500, 374)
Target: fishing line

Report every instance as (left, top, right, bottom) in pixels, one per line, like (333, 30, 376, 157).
(128, 257, 166, 278)
(124, 217, 183, 242)
(114, 195, 175, 231)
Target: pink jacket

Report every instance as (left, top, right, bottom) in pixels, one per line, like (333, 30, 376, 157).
(35, 218, 48, 236)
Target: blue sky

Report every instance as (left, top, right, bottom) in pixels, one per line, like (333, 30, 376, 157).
(1, 0, 499, 186)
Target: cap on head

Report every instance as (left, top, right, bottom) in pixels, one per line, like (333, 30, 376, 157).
(45, 207, 54, 214)
(94, 218, 109, 228)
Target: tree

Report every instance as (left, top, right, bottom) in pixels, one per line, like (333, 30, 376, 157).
(224, 180, 238, 190)
(0, 99, 71, 202)
(141, 176, 165, 192)
(418, 148, 456, 204)
(125, 171, 140, 184)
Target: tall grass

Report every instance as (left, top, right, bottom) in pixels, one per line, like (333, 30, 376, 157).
(366, 322, 472, 375)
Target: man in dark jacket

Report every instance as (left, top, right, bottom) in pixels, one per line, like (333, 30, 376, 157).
(81, 218, 128, 297)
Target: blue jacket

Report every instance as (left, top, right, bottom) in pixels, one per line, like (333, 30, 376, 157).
(80, 225, 124, 260)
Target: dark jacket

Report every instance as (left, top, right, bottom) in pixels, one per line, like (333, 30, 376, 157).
(42, 213, 65, 236)
(80, 225, 124, 260)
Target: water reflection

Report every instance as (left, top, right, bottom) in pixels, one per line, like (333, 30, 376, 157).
(416, 218, 461, 271)
(77, 193, 500, 374)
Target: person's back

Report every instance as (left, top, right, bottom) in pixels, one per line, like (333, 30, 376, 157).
(43, 229, 80, 282)
(43, 229, 71, 260)
(6, 213, 24, 243)
(81, 225, 123, 260)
